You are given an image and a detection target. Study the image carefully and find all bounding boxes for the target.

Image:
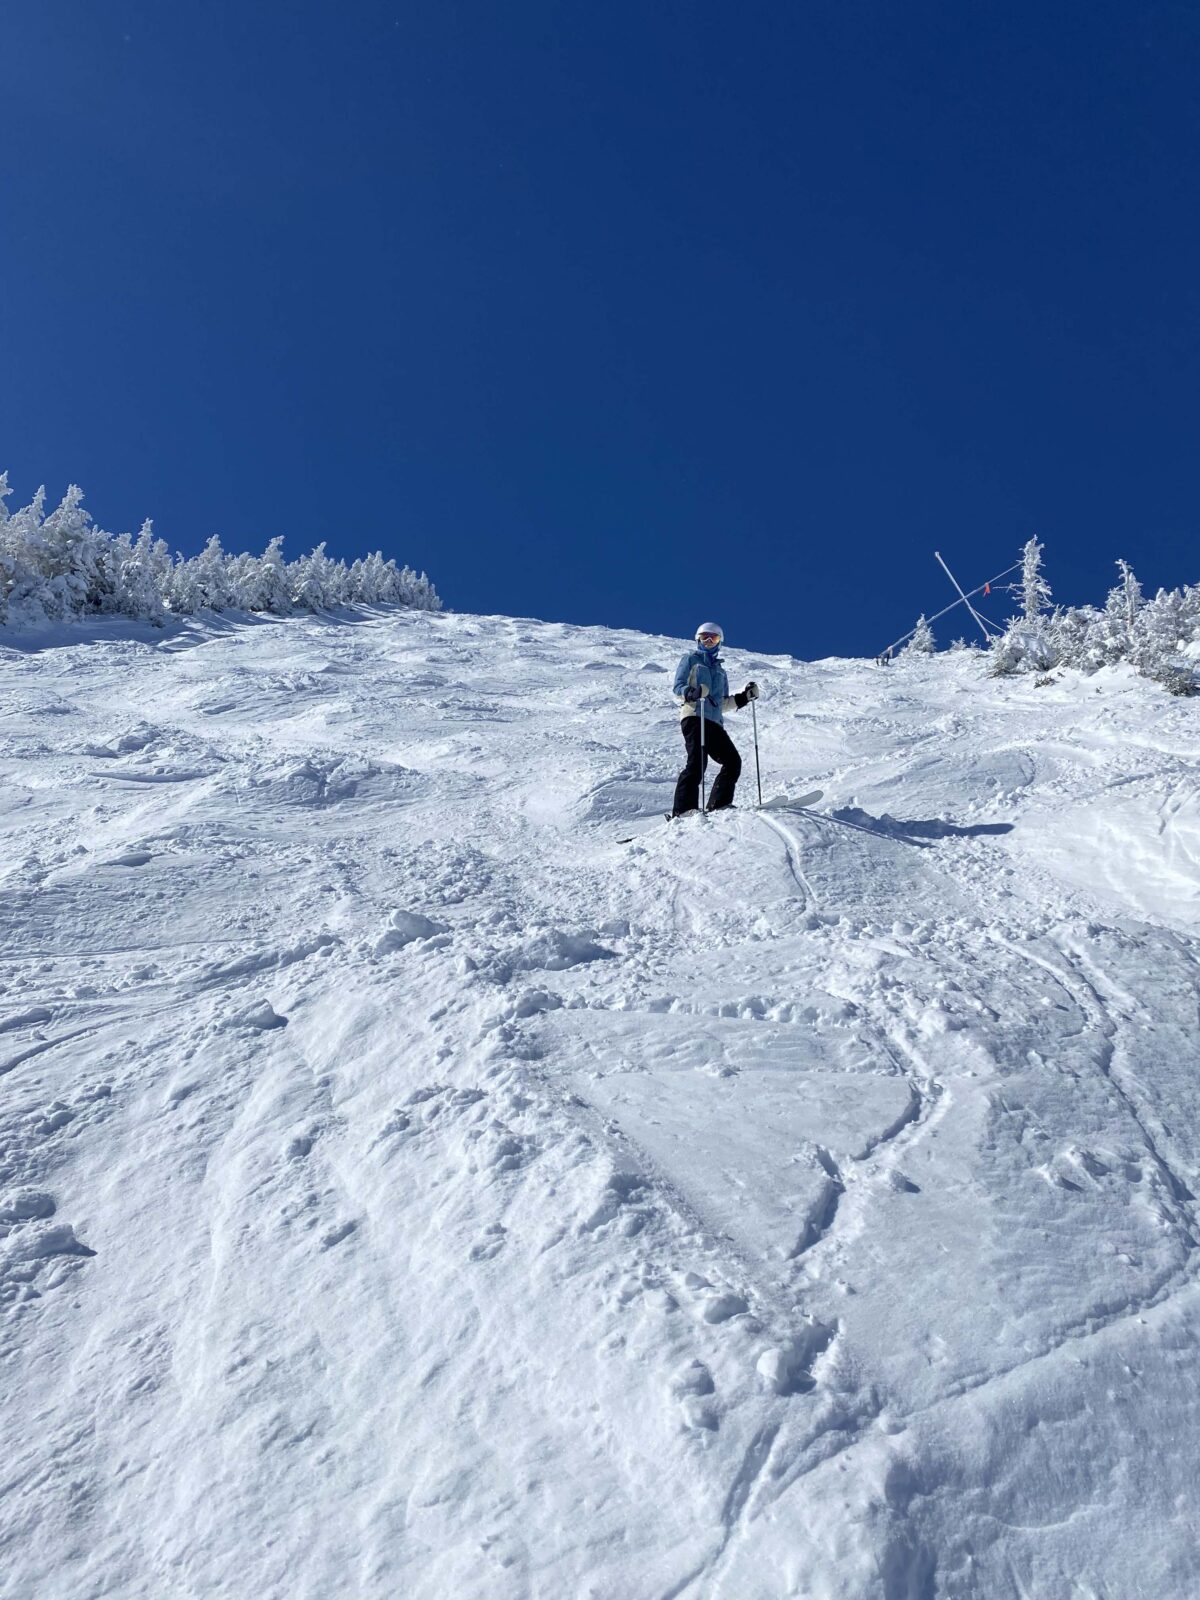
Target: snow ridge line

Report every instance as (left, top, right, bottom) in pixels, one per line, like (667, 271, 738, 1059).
(753, 810, 818, 909)
(855, 1083, 924, 1158)
(656, 1422, 784, 1600)
(0, 1024, 103, 1079)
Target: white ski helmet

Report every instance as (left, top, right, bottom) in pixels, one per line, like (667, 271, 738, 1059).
(695, 621, 724, 646)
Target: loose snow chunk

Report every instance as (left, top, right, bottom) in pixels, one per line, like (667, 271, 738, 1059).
(669, 1360, 715, 1398)
(680, 1397, 719, 1431)
(754, 1338, 824, 1396)
(756, 1347, 794, 1393)
(701, 1292, 750, 1325)
(516, 927, 615, 972)
(376, 910, 449, 953)
(229, 999, 288, 1031)
(113, 724, 160, 754)
(578, 1170, 647, 1234)
(103, 850, 154, 868)
(2, 1222, 96, 1262)
(0, 1189, 56, 1223)
(510, 988, 563, 1018)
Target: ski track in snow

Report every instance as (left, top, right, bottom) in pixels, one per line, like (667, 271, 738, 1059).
(2, 609, 1199, 1599)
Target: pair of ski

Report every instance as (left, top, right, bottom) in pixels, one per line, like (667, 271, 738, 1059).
(615, 789, 823, 844)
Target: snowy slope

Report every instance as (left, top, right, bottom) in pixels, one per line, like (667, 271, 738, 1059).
(2, 607, 1199, 1600)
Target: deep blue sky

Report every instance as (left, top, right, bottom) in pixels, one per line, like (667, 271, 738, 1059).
(3, 2, 1197, 658)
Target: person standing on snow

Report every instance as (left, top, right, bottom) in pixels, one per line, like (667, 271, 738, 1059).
(671, 622, 759, 816)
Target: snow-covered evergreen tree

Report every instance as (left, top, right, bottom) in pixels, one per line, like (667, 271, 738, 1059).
(1018, 536, 1052, 621)
(39, 486, 109, 617)
(395, 564, 440, 610)
(190, 535, 234, 612)
(356, 552, 392, 605)
(903, 614, 936, 655)
(1093, 558, 1144, 664)
(0, 472, 13, 625)
(3, 485, 57, 620)
(222, 550, 261, 611)
(1132, 586, 1200, 694)
(251, 536, 292, 614)
(1045, 604, 1100, 671)
(0, 471, 441, 629)
(289, 542, 338, 611)
(165, 551, 203, 615)
(129, 520, 173, 617)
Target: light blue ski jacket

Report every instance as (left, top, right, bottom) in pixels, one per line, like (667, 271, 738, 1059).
(674, 648, 737, 726)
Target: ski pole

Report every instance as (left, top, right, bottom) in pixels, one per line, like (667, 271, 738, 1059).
(751, 695, 762, 808)
(698, 695, 707, 813)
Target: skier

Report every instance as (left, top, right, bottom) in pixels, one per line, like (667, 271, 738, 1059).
(672, 622, 759, 816)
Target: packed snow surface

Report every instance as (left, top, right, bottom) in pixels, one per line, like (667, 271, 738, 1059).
(3, 607, 1199, 1599)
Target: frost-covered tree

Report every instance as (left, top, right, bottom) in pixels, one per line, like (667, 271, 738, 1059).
(903, 615, 936, 655)
(7, 486, 48, 611)
(989, 620, 1057, 676)
(190, 535, 234, 611)
(1131, 586, 1200, 694)
(991, 537, 1056, 675)
(0, 470, 440, 629)
(39, 486, 111, 617)
(251, 536, 292, 614)
(396, 564, 440, 610)
(1045, 604, 1100, 671)
(0, 484, 80, 621)
(1018, 536, 1052, 621)
(1096, 558, 1143, 663)
(0, 472, 14, 624)
(128, 520, 172, 616)
(96, 519, 171, 621)
(164, 551, 202, 615)
(289, 542, 338, 610)
(353, 552, 388, 604)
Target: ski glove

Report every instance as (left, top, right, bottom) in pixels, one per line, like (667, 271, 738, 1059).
(733, 681, 759, 710)
(683, 685, 707, 703)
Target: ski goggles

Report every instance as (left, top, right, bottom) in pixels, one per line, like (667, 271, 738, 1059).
(696, 631, 721, 645)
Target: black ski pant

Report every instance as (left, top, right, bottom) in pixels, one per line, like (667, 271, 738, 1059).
(672, 714, 741, 815)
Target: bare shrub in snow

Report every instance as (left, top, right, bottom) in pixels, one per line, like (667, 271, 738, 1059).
(0, 472, 441, 628)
